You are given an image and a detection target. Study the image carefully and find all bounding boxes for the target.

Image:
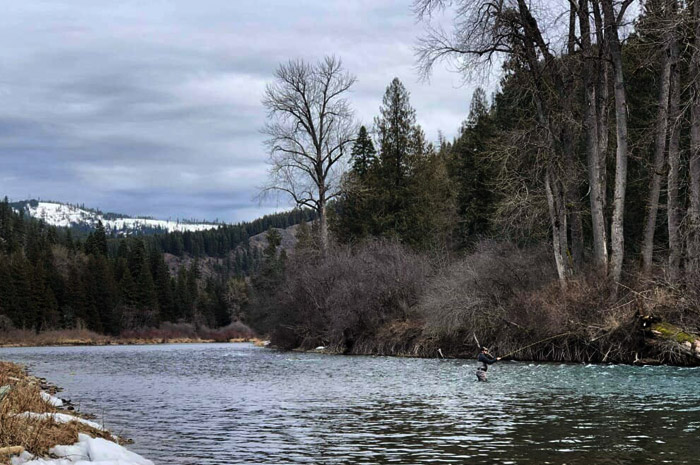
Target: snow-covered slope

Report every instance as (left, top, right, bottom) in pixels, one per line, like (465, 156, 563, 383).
(20, 201, 220, 235)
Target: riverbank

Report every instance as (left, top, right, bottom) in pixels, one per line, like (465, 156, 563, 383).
(0, 328, 263, 348)
(0, 360, 154, 465)
(291, 315, 700, 367)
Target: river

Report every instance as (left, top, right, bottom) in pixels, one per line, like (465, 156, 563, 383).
(1, 343, 699, 464)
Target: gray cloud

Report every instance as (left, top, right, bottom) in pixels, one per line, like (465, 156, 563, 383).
(0, 0, 479, 222)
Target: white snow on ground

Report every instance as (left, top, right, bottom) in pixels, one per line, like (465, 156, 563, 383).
(26, 201, 219, 235)
(16, 412, 104, 431)
(11, 433, 154, 465)
(40, 391, 64, 407)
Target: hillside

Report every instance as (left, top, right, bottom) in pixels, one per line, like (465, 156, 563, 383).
(12, 200, 220, 236)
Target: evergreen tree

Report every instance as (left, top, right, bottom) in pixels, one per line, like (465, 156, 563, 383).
(351, 126, 377, 177)
(375, 78, 422, 188)
(447, 88, 497, 245)
(93, 221, 108, 256)
(151, 250, 176, 322)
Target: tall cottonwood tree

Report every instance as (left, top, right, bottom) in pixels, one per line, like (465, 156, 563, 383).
(262, 57, 357, 251)
(600, 0, 630, 286)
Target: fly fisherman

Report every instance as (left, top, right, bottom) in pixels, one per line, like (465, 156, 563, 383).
(476, 346, 500, 382)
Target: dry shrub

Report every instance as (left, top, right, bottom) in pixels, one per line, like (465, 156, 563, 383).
(199, 322, 256, 342)
(418, 241, 554, 342)
(121, 321, 255, 343)
(270, 239, 429, 350)
(351, 320, 431, 356)
(120, 322, 199, 340)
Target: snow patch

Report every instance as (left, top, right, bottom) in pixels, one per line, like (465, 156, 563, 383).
(40, 391, 64, 407)
(26, 202, 219, 235)
(11, 433, 154, 465)
(16, 412, 104, 431)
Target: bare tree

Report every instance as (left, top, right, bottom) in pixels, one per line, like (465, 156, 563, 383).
(262, 57, 357, 251)
(689, 0, 700, 274)
(578, 0, 609, 272)
(601, 0, 630, 286)
(641, 0, 675, 276)
(668, 16, 682, 282)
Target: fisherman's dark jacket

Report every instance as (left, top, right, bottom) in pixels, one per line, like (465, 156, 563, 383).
(478, 353, 497, 371)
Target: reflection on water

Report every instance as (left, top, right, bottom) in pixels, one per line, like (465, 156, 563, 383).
(1, 343, 699, 464)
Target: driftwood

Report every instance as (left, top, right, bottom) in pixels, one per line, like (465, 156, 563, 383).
(0, 446, 24, 456)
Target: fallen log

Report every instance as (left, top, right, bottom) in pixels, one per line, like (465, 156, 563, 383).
(645, 320, 700, 361)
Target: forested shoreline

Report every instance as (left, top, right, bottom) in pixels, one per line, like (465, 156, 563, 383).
(249, 0, 700, 365)
(0, 198, 313, 342)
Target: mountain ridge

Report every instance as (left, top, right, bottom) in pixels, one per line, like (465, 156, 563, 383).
(11, 199, 222, 236)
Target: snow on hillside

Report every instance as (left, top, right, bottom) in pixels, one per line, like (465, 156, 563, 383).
(25, 201, 220, 235)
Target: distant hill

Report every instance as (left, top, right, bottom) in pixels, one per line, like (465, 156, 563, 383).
(11, 200, 221, 236)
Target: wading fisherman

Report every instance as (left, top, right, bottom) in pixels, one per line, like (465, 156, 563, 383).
(476, 346, 500, 382)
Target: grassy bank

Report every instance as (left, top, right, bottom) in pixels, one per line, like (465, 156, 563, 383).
(0, 322, 259, 348)
(0, 361, 116, 464)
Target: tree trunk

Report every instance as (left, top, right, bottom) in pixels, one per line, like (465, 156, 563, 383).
(565, 3, 583, 271)
(689, 0, 700, 275)
(642, 29, 673, 276)
(602, 0, 629, 286)
(546, 168, 569, 290)
(580, 0, 609, 271)
(318, 199, 328, 253)
(668, 32, 682, 282)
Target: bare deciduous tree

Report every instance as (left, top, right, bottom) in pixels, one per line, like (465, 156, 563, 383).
(689, 0, 700, 274)
(668, 19, 682, 282)
(577, 0, 609, 272)
(601, 0, 629, 286)
(641, 0, 675, 276)
(262, 56, 357, 251)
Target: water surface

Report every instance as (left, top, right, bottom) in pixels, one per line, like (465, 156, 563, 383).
(1, 343, 699, 464)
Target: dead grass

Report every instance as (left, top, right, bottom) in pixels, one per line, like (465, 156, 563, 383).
(0, 322, 257, 348)
(0, 361, 116, 464)
(0, 329, 112, 347)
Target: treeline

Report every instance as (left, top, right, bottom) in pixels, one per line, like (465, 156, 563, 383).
(0, 198, 310, 335)
(146, 208, 314, 257)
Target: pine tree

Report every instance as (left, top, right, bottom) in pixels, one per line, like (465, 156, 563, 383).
(375, 78, 421, 188)
(127, 240, 147, 277)
(93, 221, 108, 256)
(351, 126, 377, 177)
(448, 87, 497, 245)
(151, 250, 176, 322)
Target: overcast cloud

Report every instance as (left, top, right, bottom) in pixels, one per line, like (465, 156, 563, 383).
(0, 0, 480, 222)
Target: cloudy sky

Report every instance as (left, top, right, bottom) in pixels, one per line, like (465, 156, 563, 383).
(0, 0, 480, 223)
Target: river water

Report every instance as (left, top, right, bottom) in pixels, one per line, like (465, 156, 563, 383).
(1, 343, 699, 464)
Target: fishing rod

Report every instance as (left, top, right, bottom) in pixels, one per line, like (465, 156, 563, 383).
(496, 331, 574, 359)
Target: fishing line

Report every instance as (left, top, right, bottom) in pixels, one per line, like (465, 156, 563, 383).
(497, 331, 574, 359)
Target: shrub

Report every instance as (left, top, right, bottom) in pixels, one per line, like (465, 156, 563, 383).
(418, 240, 554, 341)
(265, 239, 429, 350)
